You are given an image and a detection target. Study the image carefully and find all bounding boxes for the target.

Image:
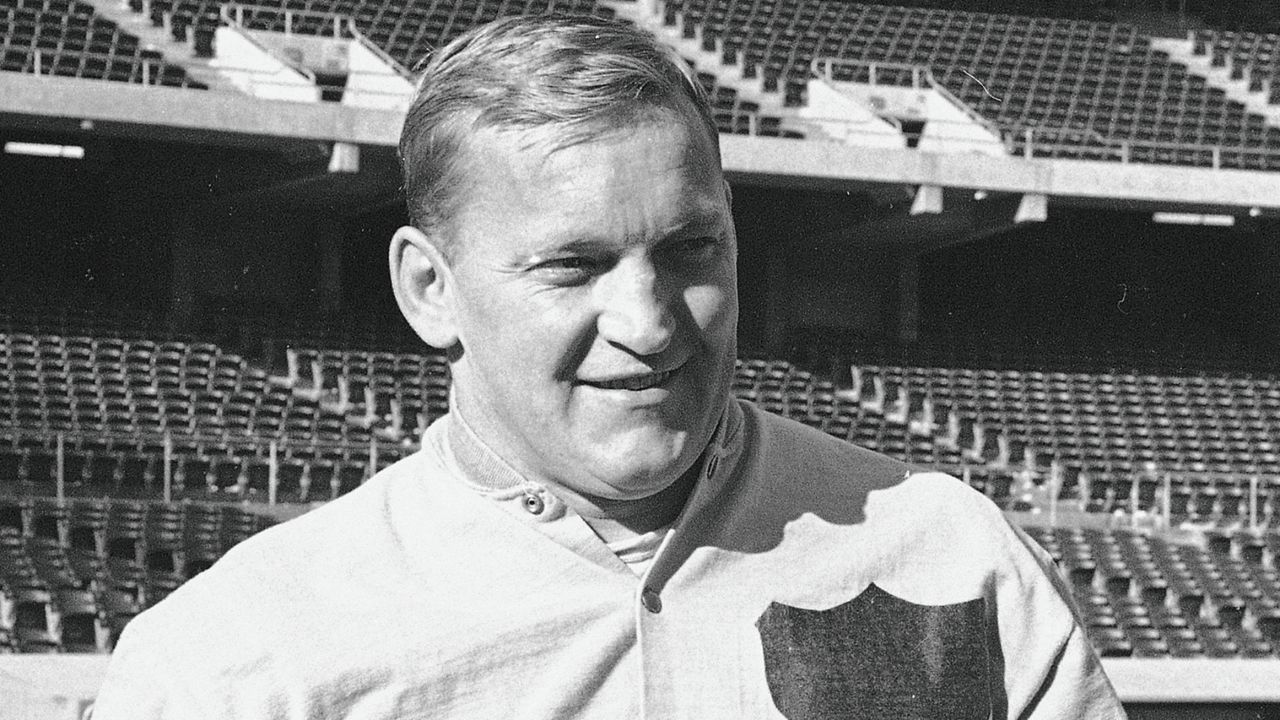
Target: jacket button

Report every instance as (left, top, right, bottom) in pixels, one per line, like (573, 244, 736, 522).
(523, 493, 545, 515)
(641, 587, 662, 614)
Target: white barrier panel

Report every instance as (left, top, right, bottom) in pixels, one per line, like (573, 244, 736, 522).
(211, 27, 319, 103)
(917, 88, 1006, 156)
(0, 655, 111, 720)
(343, 40, 413, 111)
(794, 79, 905, 148)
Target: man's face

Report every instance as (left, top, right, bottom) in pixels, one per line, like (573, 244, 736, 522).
(440, 109, 737, 501)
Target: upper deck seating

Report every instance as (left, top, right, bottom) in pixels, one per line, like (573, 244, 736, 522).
(1, 0, 205, 87)
(123, 0, 793, 134)
(1193, 30, 1280, 101)
(666, 0, 1280, 167)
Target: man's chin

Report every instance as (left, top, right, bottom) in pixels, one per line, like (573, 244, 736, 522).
(565, 419, 719, 496)
(577, 449, 696, 500)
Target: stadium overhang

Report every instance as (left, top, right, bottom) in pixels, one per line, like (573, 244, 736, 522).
(6, 73, 1280, 217)
(719, 134, 1280, 217)
(0, 73, 402, 150)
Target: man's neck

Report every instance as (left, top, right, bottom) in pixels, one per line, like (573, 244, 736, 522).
(561, 464, 699, 543)
(444, 400, 706, 543)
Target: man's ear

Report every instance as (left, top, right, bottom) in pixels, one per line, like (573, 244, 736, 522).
(723, 179, 733, 208)
(389, 225, 460, 350)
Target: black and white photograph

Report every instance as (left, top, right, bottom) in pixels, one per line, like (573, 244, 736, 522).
(2, 0, 1280, 717)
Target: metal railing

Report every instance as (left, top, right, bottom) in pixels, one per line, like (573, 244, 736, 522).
(0, 427, 407, 506)
(810, 57, 1007, 141)
(1077, 467, 1280, 533)
(1001, 125, 1280, 170)
(805, 56, 1280, 170)
(220, 2, 414, 79)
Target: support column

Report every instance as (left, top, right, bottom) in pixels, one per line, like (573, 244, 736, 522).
(168, 215, 198, 333)
(316, 215, 344, 317)
(763, 235, 790, 357)
(895, 254, 920, 345)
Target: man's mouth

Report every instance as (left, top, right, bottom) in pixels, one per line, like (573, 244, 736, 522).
(583, 368, 678, 391)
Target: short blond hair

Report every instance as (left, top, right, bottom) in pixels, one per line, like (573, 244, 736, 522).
(398, 14, 720, 255)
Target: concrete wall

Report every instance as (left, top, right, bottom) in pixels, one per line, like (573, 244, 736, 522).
(248, 30, 348, 75)
(170, 205, 346, 324)
(0, 655, 109, 720)
(792, 79, 905, 148)
(210, 28, 318, 103)
(342, 40, 412, 111)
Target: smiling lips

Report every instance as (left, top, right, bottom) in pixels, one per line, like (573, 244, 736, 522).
(582, 367, 680, 391)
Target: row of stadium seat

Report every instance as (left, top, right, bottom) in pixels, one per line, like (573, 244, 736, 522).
(5, 326, 1020, 506)
(0, 446, 379, 502)
(0, 498, 274, 653)
(854, 364, 1280, 478)
(665, 0, 1280, 167)
(1194, 29, 1280, 104)
(1, 0, 203, 87)
(1025, 526, 1280, 658)
(10, 316, 1280, 533)
(9, 0, 1280, 167)
(127, 0, 798, 135)
(1, 332, 382, 444)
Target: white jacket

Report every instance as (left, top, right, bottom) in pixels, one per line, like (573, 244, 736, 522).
(93, 399, 1125, 719)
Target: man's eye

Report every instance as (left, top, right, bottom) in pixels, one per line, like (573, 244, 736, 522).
(532, 256, 597, 283)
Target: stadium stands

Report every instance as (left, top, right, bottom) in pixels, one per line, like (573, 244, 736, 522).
(120, 0, 796, 135)
(1, 0, 205, 87)
(0, 496, 274, 653)
(1024, 525, 1280, 659)
(1192, 29, 1280, 104)
(849, 363, 1280, 521)
(8, 0, 1280, 165)
(13, 0, 1267, 160)
(0, 329, 406, 503)
(663, 0, 1280, 167)
(8, 308, 1277, 658)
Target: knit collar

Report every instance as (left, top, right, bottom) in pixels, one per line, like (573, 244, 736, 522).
(439, 392, 741, 502)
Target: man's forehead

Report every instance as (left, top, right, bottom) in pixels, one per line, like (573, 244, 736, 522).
(438, 103, 727, 260)
(467, 94, 719, 165)
(463, 113, 720, 197)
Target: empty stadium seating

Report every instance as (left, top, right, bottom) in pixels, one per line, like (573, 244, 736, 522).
(850, 363, 1280, 524)
(120, 0, 795, 134)
(665, 0, 1280, 167)
(1, 0, 204, 87)
(0, 330, 404, 504)
(6, 303, 1280, 661)
(1192, 30, 1280, 101)
(0, 496, 274, 652)
(1024, 525, 1280, 659)
(15, 0, 1280, 163)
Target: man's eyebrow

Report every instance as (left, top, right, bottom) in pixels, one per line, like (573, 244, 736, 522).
(522, 210, 729, 261)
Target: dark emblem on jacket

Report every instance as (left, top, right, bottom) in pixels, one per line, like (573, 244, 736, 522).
(756, 584, 991, 720)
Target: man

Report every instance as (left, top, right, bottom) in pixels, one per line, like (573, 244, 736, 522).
(93, 15, 1126, 719)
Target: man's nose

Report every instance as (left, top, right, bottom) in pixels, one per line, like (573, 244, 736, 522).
(595, 258, 675, 356)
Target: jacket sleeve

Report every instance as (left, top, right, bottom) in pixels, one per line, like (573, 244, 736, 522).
(998, 522, 1128, 720)
(91, 621, 208, 720)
